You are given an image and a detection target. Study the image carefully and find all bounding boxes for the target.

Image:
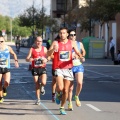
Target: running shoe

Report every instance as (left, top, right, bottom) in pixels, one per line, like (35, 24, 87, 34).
(40, 84, 45, 95)
(55, 93, 61, 105)
(3, 87, 7, 97)
(68, 102, 73, 111)
(60, 107, 67, 115)
(35, 99, 40, 105)
(74, 95, 81, 107)
(52, 93, 55, 102)
(0, 97, 4, 103)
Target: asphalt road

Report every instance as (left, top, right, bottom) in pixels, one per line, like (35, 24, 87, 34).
(0, 44, 120, 120)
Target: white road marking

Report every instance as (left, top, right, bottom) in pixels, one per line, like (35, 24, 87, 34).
(86, 104, 101, 112)
(85, 69, 113, 77)
(98, 81, 120, 84)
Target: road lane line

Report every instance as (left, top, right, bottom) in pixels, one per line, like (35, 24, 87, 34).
(22, 86, 60, 120)
(40, 103, 60, 120)
(86, 104, 101, 112)
(85, 69, 113, 77)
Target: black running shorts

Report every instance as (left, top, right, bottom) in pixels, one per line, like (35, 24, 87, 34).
(52, 69, 56, 76)
(31, 67, 47, 76)
(0, 68, 10, 74)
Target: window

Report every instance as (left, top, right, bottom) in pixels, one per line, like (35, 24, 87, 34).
(72, 0, 78, 8)
(56, 0, 66, 11)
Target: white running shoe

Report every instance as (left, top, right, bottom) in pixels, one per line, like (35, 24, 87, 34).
(35, 99, 40, 105)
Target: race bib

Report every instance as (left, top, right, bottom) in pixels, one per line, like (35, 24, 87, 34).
(0, 59, 7, 68)
(34, 58, 43, 67)
(59, 51, 70, 61)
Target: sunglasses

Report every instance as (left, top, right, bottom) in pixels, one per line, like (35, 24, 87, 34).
(0, 41, 4, 43)
(70, 34, 76, 37)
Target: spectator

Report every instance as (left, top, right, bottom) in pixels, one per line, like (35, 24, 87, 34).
(15, 36, 21, 49)
(109, 37, 115, 61)
(46, 38, 52, 50)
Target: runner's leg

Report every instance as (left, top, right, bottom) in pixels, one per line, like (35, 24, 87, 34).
(75, 72, 83, 96)
(40, 73, 47, 95)
(68, 81, 74, 110)
(33, 76, 40, 99)
(2, 72, 11, 96)
(61, 79, 71, 108)
(52, 76, 56, 102)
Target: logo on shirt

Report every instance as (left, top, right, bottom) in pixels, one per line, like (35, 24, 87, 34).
(59, 51, 70, 61)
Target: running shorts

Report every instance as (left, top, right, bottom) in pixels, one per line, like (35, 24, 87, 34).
(52, 69, 56, 76)
(0, 68, 10, 74)
(55, 68, 74, 81)
(31, 67, 47, 76)
(72, 64, 84, 75)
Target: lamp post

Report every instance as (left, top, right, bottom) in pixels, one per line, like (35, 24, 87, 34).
(32, 0, 35, 37)
(89, 0, 92, 36)
(10, 18, 12, 42)
(63, 0, 67, 27)
(41, 0, 44, 38)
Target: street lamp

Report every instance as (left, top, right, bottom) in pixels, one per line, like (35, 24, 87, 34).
(10, 18, 12, 42)
(41, 0, 44, 38)
(63, 0, 67, 27)
(32, 0, 35, 37)
(89, 0, 92, 36)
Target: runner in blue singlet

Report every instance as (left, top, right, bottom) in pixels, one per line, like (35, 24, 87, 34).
(68, 29, 86, 110)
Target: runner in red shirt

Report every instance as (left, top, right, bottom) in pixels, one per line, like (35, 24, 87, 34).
(26, 36, 48, 105)
(48, 27, 82, 115)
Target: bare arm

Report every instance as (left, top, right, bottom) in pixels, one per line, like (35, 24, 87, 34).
(72, 41, 82, 58)
(8, 46, 19, 68)
(42, 47, 48, 64)
(80, 42, 86, 56)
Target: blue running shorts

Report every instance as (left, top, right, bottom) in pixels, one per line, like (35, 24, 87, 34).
(72, 64, 84, 75)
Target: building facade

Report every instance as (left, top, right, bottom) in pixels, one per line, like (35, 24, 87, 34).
(51, 0, 120, 55)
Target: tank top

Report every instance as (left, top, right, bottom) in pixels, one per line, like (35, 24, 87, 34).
(52, 53, 57, 70)
(31, 46, 46, 68)
(0, 46, 10, 68)
(72, 41, 82, 66)
(53, 40, 73, 69)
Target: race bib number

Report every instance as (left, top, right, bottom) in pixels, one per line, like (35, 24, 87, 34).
(34, 58, 43, 67)
(0, 59, 7, 68)
(59, 51, 70, 61)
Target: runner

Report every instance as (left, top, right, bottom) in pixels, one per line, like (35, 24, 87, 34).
(68, 29, 86, 111)
(51, 35, 60, 102)
(26, 36, 48, 105)
(0, 35, 19, 103)
(15, 36, 21, 50)
(47, 27, 82, 115)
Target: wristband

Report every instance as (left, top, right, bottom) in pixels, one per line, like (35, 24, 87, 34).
(15, 60, 18, 62)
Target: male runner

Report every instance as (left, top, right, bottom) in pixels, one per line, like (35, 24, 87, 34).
(26, 36, 48, 105)
(48, 27, 82, 115)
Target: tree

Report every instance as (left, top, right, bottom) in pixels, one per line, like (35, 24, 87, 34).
(0, 15, 11, 34)
(18, 6, 58, 36)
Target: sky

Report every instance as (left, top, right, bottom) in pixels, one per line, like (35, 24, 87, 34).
(0, 0, 51, 18)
